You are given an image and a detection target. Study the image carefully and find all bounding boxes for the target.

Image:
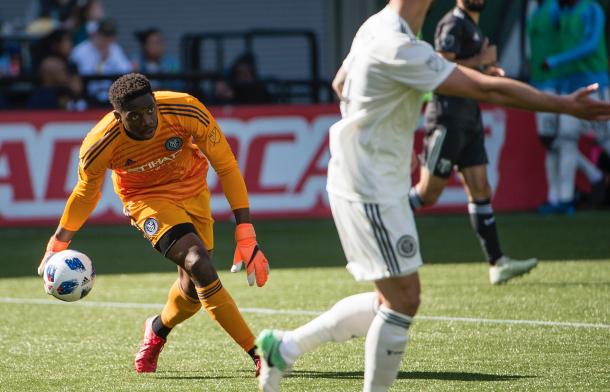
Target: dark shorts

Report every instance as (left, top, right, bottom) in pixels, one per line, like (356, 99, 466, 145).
(423, 117, 488, 178)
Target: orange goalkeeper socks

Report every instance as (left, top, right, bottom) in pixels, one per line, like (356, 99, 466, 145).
(196, 279, 256, 352)
(160, 279, 202, 328)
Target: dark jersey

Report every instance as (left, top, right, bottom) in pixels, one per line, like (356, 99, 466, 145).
(426, 7, 483, 123)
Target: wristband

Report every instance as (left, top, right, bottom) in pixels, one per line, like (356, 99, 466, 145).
(46, 236, 70, 252)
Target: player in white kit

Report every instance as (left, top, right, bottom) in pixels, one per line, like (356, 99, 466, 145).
(256, 1, 610, 391)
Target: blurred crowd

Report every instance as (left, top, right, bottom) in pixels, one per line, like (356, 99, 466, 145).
(527, 0, 610, 211)
(0, 0, 608, 209)
(0, 0, 273, 110)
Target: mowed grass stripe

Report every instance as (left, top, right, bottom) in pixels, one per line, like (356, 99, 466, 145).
(2, 296, 608, 330)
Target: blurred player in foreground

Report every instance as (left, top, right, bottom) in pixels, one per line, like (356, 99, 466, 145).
(256, 1, 610, 391)
(37, 73, 269, 376)
(410, 0, 537, 285)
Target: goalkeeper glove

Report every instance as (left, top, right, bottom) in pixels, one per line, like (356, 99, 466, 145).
(231, 223, 269, 287)
(37, 236, 70, 276)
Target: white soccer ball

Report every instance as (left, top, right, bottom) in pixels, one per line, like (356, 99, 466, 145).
(43, 249, 96, 302)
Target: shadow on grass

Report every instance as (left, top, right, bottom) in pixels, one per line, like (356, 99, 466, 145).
(517, 281, 610, 287)
(154, 368, 257, 380)
(291, 370, 532, 382)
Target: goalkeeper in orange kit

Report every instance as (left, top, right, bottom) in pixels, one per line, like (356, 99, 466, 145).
(36, 73, 269, 376)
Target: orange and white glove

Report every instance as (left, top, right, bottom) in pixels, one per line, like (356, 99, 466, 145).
(230, 223, 269, 287)
(37, 236, 70, 276)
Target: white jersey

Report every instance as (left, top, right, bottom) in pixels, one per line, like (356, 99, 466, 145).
(326, 6, 455, 203)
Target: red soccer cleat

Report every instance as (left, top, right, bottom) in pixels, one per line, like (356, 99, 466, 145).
(254, 354, 262, 378)
(134, 317, 166, 373)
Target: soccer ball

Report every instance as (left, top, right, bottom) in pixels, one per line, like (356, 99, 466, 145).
(43, 250, 96, 302)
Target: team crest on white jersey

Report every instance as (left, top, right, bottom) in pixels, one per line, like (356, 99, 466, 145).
(426, 54, 445, 73)
(143, 218, 159, 236)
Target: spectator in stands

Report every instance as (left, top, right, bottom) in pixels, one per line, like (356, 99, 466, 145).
(71, 0, 105, 45)
(32, 28, 74, 71)
(528, 0, 606, 213)
(70, 18, 132, 104)
(133, 28, 180, 90)
(228, 53, 274, 104)
(0, 40, 23, 77)
(25, 0, 78, 31)
(133, 28, 179, 74)
(210, 53, 274, 105)
(26, 55, 87, 111)
(536, 0, 609, 213)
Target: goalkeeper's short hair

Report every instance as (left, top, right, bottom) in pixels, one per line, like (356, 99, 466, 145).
(108, 73, 153, 111)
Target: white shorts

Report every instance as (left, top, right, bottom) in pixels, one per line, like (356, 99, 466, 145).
(329, 193, 423, 282)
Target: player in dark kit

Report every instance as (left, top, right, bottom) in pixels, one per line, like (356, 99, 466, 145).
(409, 0, 538, 284)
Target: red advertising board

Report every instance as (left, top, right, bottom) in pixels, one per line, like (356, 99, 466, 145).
(0, 104, 548, 227)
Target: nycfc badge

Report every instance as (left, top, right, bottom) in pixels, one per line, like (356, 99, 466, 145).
(396, 235, 417, 258)
(425, 54, 445, 73)
(143, 218, 159, 236)
(165, 137, 183, 151)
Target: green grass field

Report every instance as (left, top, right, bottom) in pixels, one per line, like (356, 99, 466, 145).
(1, 212, 609, 391)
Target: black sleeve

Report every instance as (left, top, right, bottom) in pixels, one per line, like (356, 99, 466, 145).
(435, 18, 462, 55)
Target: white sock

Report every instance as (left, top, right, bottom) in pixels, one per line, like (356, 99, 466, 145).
(545, 150, 560, 204)
(363, 306, 412, 392)
(279, 292, 378, 366)
(558, 140, 579, 203)
(576, 153, 603, 183)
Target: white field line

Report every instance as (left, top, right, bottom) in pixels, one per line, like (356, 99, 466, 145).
(1, 297, 608, 330)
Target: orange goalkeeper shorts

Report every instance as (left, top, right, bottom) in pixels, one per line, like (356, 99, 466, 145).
(123, 190, 214, 251)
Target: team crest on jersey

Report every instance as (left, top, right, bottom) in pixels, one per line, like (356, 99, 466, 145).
(143, 218, 159, 236)
(425, 54, 445, 73)
(396, 235, 418, 258)
(165, 137, 183, 151)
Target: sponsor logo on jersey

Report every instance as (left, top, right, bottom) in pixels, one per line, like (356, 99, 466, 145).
(143, 217, 159, 236)
(127, 150, 182, 173)
(396, 235, 418, 258)
(165, 137, 183, 151)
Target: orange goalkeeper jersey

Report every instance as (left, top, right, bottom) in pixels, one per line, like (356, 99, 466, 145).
(60, 91, 248, 231)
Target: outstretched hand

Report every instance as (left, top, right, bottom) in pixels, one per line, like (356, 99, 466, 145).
(567, 83, 610, 121)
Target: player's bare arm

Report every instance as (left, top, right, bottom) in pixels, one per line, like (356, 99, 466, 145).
(435, 64, 610, 121)
(439, 37, 496, 69)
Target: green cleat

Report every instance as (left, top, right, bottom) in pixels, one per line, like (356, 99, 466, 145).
(256, 329, 288, 392)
